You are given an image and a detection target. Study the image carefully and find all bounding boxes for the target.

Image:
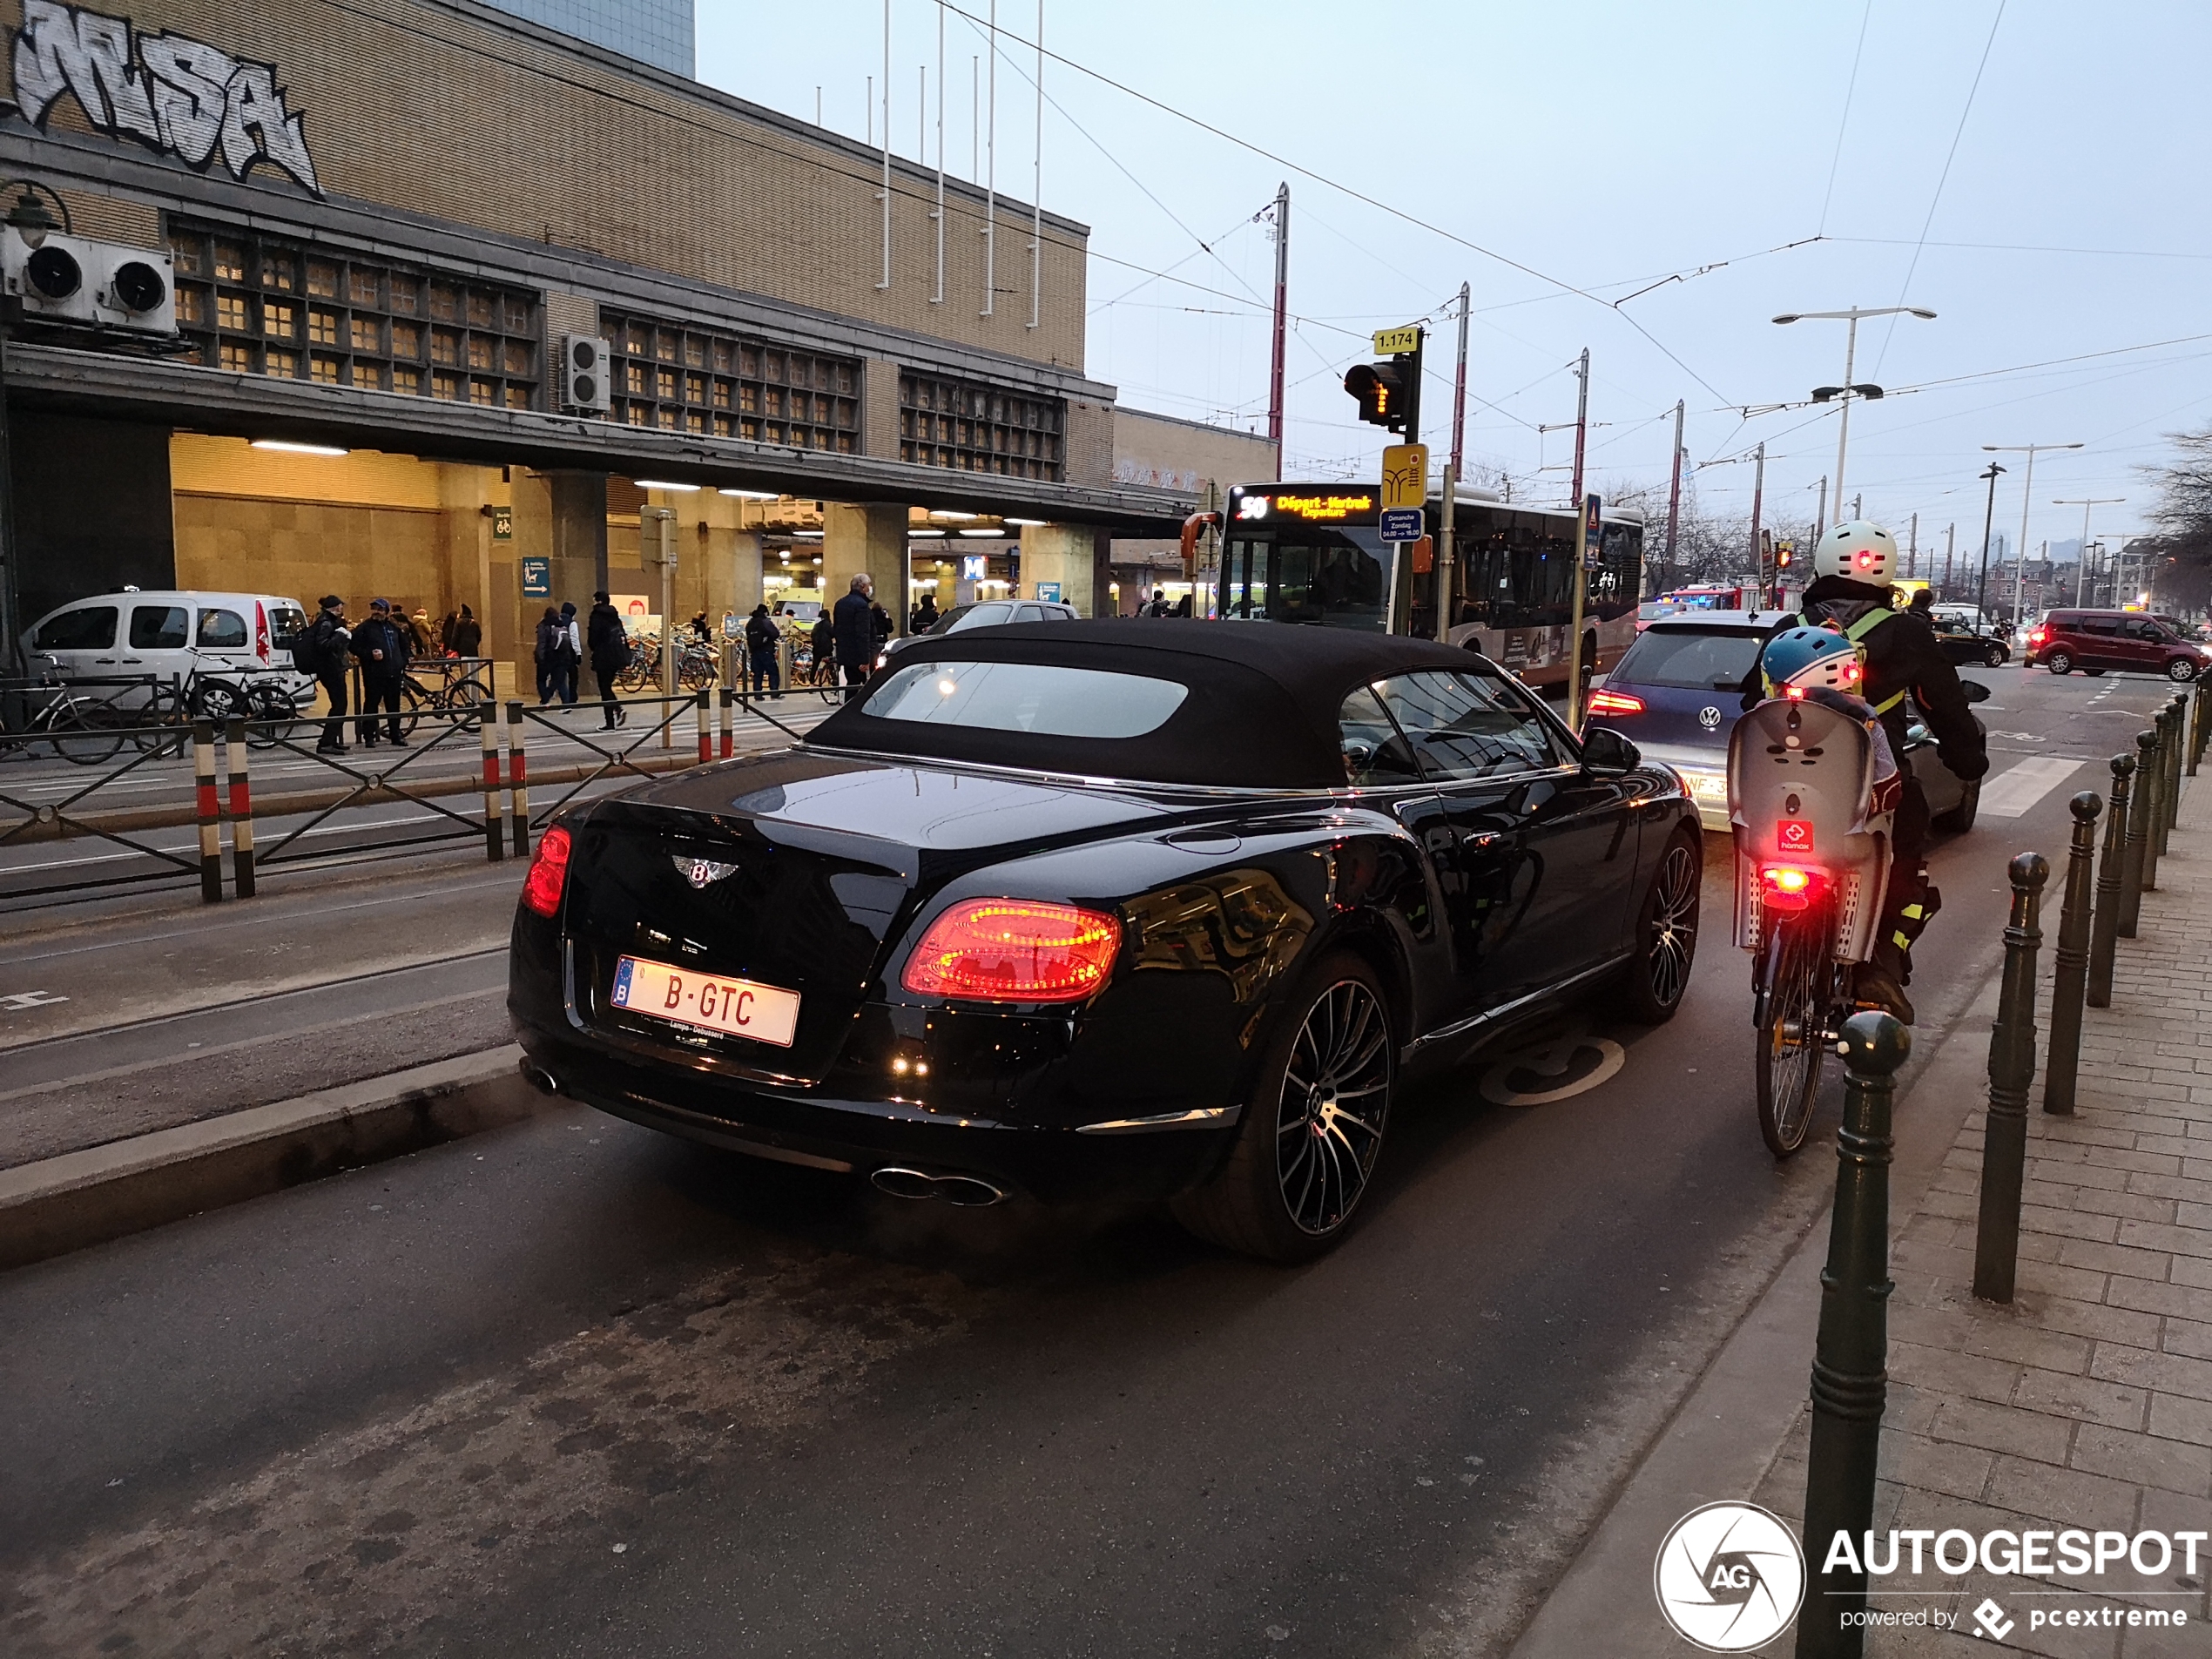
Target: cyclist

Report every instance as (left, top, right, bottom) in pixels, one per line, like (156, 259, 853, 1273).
(1746, 520, 1987, 1022)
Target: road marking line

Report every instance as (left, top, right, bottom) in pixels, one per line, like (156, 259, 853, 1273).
(1977, 756, 2084, 819)
(0, 990, 68, 1011)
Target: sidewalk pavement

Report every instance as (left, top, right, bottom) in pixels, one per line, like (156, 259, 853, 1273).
(1513, 773, 2212, 1658)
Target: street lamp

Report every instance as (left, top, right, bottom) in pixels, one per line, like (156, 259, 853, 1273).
(1772, 306, 1935, 530)
(2053, 496, 2123, 607)
(1975, 462, 2006, 624)
(1984, 442, 2082, 632)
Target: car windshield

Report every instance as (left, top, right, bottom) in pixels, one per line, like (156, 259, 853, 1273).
(1609, 625, 1765, 691)
(941, 603, 1014, 634)
(861, 659, 1190, 738)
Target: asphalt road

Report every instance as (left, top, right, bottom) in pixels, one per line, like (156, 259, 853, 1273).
(0, 664, 2183, 1658)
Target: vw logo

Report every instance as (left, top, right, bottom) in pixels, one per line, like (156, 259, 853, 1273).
(673, 855, 738, 889)
(1698, 705, 1723, 730)
(1653, 1501, 1804, 1652)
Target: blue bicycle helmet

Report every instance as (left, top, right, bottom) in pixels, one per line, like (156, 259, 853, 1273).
(1760, 625, 1865, 697)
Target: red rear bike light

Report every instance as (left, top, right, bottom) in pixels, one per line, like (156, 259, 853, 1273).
(1586, 688, 1645, 715)
(521, 825, 572, 918)
(1760, 864, 1820, 914)
(901, 899, 1122, 1003)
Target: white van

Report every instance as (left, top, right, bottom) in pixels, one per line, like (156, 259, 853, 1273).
(23, 588, 314, 711)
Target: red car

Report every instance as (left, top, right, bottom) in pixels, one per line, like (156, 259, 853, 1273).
(2028, 610, 2206, 682)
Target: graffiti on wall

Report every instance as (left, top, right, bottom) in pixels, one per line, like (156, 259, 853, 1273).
(9, 1, 320, 196)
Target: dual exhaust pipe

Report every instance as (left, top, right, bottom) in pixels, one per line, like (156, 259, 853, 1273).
(870, 1166, 1008, 1207)
(520, 1062, 1006, 1208)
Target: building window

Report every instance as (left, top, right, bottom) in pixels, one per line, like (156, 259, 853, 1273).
(170, 218, 538, 412)
(899, 370, 1064, 480)
(602, 308, 862, 452)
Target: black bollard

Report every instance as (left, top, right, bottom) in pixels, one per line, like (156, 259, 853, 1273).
(2190, 681, 2205, 779)
(1974, 853, 2048, 1305)
(1796, 1010, 1910, 1659)
(2121, 729, 2156, 933)
(2143, 715, 2167, 891)
(2088, 754, 2134, 1009)
(2166, 693, 2189, 844)
(2044, 792, 2101, 1116)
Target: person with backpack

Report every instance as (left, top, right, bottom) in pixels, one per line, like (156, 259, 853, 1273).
(553, 601, 583, 705)
(586, 590, 630, 728)
(744, 603, 782, 698)
(809, 611, 835, 686)
(448, 604, 482, 658)
(307, 595, 353, 754)
(533, 606, 562, 704)
(351, 597, 413, 747)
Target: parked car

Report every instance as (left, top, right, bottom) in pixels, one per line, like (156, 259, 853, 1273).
(509, 621, 1703, 1260)
(2027, 610, 2207, 681)
(875, 597, 1079, 668)
(1586, 610, 1987, 833)
(1926, 614, 2011, 668)
(23, 588, 314, 712)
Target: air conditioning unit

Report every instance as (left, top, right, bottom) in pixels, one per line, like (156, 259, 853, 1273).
(2, 227, 99, 323)
(91, 245, 176, 335)
(560, 334, 613, 414)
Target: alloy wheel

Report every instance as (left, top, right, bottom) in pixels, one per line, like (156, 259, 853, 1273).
(1275, 979, 1392, 1236)
(1647, 841, 1699, 1008)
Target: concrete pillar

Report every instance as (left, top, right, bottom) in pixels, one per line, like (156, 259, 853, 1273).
(824, 502, 908, 637)
(509, 470, 553, 691)
(1021, 522, 1100, 617)
(548, 471, 609, 612)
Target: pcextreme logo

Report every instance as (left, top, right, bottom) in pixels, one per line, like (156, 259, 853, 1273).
(1654, 1501, 1806, 1652)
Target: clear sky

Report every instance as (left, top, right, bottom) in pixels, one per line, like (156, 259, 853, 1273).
(698, 2, 2209, 557)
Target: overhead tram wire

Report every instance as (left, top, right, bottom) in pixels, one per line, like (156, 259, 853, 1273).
(934, 0, 1738, 406)
(1817, 0, 1875, 236)
(1869, 0, 2008, 379)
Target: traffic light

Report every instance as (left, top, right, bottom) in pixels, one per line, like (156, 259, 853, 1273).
(1344, 361, 1409, 433)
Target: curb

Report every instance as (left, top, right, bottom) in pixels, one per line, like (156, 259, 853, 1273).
(1504, 965, 2005, 1659)
(0, 1044, 543, 1271)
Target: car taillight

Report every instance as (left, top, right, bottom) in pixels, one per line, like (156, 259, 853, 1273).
(521, 825, 572, 918)
(901, 899, 1121, 1003)
(1586, 688, 1645, 715)
(254, 600, 270, 664)
(1760, 865, 1820, 914)
(2029, 628, 2046, 644)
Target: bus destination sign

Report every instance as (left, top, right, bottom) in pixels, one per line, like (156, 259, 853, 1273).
(1232, 487, 1380, 525)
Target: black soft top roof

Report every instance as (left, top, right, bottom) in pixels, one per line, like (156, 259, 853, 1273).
(803, 618, 1492, 787)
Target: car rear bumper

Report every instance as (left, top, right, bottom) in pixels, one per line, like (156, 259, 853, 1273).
(513, 1023, 1236, 1204)
(1629, 742, 1730, 830)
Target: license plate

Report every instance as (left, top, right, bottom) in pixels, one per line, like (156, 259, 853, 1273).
(609, 955, 799, 1048)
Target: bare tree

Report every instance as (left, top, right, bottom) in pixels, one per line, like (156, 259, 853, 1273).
(2138, 426, 2212, 617)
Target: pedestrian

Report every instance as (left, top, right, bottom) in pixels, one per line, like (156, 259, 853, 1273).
(351, 597, 411, 747)
(439, 609, 458, 653)
(402, 607, 433, 657)
(744, 602, 782, 698)
(912, 592, 940, 633)
(686, 610, 711, 644)
(833, 572, 876, 700)
(1173, 592, 1193, 617)
(555, 601, 583, 705)
(810, 611, 835, 686)
(448, 604, 482, 658)
(869, 597, 893, 657)
(1147, 588, 1170, 617)
(309, 594, 353, 754)
(534, 605, 562, 705)
(587, 590, 629, 728)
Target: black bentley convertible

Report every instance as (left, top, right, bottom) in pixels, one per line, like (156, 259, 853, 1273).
(509, 622, 1703, 1260)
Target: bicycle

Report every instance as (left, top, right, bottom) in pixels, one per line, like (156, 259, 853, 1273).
(400, 657, 495, 733)
(141, 660, 307, 752)
(614, 635, 658, 694)
(0, 657, 139, 765)
(1730, 691, 1896, 1157)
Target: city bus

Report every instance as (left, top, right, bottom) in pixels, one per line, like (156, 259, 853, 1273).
(1211, 482, 1646, 689)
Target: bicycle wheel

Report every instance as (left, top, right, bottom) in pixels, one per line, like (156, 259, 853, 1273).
(1755, 907, 1834, 1157)
(397, 679, 428, 739)
(678, 652, 715, 691)
(244, 683, 305, 749)
(132, 685, 190, 756)
(42, 702, 125, 765)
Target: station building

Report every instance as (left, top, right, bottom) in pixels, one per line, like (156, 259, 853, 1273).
(0, 0, 1268, 687)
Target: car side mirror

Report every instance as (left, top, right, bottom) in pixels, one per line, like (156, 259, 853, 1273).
(1959, 679, 1991, 704)
(1582, 726, 1640, 772)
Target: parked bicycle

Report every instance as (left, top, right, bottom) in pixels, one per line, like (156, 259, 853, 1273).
(141, 657, 306, 752)
(0, 658, 147, 765)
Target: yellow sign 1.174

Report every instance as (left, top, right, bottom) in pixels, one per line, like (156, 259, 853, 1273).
(1372, 324, 1422, 357)
(1380, 444, 1429, 509)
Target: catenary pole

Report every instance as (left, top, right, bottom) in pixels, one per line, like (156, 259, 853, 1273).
(1748, 442, 1766, 606)
(1027, 0, 1042, 330)
(1449, 280, 1470, 484)
(1663, 398, 1683, 598)
(1976, 462, 2006, 624)
(1907, 511, 1917, 579)
(932, 3, 945, 304)
(877, 1, 891, 290)
(1565, 348, 1591, 730)
(1266, 182, 1288, 475)
(981, 0, 995, 317)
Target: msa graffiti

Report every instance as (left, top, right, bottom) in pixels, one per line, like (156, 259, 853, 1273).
(10, 1, 320, 195)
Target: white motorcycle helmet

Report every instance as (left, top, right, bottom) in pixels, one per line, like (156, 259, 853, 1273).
(1813, 519, 1899, 584)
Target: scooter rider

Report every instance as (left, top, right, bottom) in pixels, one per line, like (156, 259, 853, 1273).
(1746, 519, 1988, 1022)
